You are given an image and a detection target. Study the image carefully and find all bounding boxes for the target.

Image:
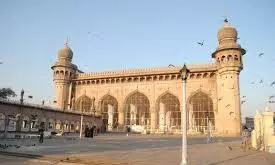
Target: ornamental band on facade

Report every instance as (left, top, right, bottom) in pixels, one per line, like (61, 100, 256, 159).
(51, 21, 246, 135)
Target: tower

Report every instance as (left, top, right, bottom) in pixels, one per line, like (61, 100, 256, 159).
(51, 42, 78, 110)
(212, 20, 246, 135)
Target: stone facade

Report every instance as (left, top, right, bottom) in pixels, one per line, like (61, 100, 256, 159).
(251, 107, 275, 152)
(52, 22, 246, 135)
(0, 99, 101, 134)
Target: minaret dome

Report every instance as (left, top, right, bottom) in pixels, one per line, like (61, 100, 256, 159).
(58, 44, 73, 62)
(217, 23, 237, 44)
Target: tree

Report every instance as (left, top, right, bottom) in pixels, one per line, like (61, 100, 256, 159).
(0, 88, 17, 99)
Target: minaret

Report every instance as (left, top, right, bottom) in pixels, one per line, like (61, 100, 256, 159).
(212, 19, 246, 135)
(51, 41, 77, 110)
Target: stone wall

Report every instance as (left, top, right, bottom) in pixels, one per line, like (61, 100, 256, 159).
(0, 99, 102, 134)
(251, 107, 275, 152)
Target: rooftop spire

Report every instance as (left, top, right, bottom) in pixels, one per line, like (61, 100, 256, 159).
(223, 10, 229, 23)
(224, 17, 229, 23)
(65, 36, 69, 47)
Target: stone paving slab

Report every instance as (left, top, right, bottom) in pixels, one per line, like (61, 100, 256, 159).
(1, 135, 275, 165)
(25, 141, 275, 165)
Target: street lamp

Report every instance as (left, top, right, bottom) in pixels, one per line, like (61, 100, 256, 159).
(178, 64, 190, 165)
(79, 100, 84, 139)
(92, 97, 96, 116)
(169, 63, 189, 164)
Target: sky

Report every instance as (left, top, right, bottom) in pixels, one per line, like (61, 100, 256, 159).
(0, 0, 275, 119)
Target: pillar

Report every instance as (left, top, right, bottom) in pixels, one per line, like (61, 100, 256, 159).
(130, 104, 137, 125)
(188, 103, 193, 131)
(150, 106, 156, 133)
(263, 107, 274, 150)
(159, 102, 165, 133)
(108, 104, 114, 131)
(166, 111, 171, 132)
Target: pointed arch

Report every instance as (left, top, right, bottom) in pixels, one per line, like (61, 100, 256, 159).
(21, 115, 30, 131)
(123, 89, 149, 105)
(187, 89, 213, 104)
(124, 90, 150, 129)
(187, 90, 214, 133)
(75, 95, 93, 112)
(156, 91, 181, 132)
(99, 94, 118, 132)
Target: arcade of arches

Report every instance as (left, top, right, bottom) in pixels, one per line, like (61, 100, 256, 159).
(0, 100, 100, 134)
(74, 91, 215, 134)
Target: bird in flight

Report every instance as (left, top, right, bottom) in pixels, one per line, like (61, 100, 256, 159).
(270, 81, 275, 87)
(259, 80, 263, 84)
(250, 81, 255, 85)
(0, 61, 3, 64)
(225, 104, 231, 108)
(258, 53, 264, 57)
(218, 97, 223, 101)
(197, 40, 204, 46)
(241, 100, 246, 104)
(269, 95, 275, 100)
(268, 100, 275, 103)
(242, 96, 246, 98)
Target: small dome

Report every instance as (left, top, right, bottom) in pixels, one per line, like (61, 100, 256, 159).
(217, 23, 237, 44)
(58, 46, 73, 61)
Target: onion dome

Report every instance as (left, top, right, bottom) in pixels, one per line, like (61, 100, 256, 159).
(212, 21, 245, 57)
(58, 43, 73, 62)
(218, 23, 238, 44)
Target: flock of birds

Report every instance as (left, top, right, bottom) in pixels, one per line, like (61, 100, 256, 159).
(194, 21, 275, 108)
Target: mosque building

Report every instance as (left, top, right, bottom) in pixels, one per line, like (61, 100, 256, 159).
(52, 21, 246, 135)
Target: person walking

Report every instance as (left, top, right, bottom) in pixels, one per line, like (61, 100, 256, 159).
(241, 126, 249, 151)
(84, 126, 89, 138)
(38, 128, 44, 143)
(89, 126, 94, 138)
(126, 126, 131, 136)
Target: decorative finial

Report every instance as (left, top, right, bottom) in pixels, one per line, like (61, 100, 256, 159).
(224, 16, 229, 23)
(65, 36, 69, 47)
(223, 10, 229, 23)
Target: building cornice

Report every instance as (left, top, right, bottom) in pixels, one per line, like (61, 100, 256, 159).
(75, 63, 217, 79)
(72, 63, 217, 85)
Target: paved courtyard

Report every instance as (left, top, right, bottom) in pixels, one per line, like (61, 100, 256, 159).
(0, 134, 275, 165)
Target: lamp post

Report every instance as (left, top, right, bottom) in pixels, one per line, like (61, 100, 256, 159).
(16, 89, 24, 132)
(93, 97, 96, 116)
(179, 64, 189, 165)
(79, 100, 84, 139)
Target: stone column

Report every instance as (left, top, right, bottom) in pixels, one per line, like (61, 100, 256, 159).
(117, 103, 125, 131)
(188, 103, 193, 131)
(252, 110, 263, 149)
(166, 111, 171, 133)
(107, 104, 114, 132)
(263, 107, 274, 150)
(141, 114, 145, 125)
(159, 102, 165, 133)
(150, 106, 156, 133)
(130, 104, 137, 125)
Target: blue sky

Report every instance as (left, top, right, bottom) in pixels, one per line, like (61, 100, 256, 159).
(0, 0, 275, 118)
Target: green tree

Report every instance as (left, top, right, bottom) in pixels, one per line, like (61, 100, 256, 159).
(0, 88, 17, 99)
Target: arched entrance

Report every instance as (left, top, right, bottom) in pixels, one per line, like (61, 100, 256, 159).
(188, 92, 214, 133)
(0, 113, 5, 131)
(99, 95, 118, 132)
(156, 93, 180, 133)
(124, 91, 150, 132)
(75, 95, 94, 112)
